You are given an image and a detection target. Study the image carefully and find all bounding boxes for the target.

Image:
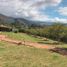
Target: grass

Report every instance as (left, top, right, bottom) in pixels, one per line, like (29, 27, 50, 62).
(0, 32, 42, 42)
(0, 41, 67, 67)
(0, 32, 67, 67)
(0, 32, 58, 44)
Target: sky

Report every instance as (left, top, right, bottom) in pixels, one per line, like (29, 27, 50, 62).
(0, 0, 67, 23)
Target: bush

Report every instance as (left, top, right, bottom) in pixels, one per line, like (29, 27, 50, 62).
(12, 28, 19, 33)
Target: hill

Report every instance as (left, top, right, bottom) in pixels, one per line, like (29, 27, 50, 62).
(0, 32, 67, 67)
(0, 14, 66, 27)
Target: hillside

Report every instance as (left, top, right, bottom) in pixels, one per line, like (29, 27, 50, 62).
(0, 32, 67, 67)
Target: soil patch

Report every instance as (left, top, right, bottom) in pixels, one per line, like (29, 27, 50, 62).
(0, 34, 54, 49)
(49, 47, 67, 56)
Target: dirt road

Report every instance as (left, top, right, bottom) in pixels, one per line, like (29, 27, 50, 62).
(0, 34, 54, 49)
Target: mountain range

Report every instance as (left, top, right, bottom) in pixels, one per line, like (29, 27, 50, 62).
(0, 14, 67, 27)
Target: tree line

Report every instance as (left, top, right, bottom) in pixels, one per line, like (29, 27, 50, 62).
(19, 23, 67, 43)
(0, 21, 67, 43)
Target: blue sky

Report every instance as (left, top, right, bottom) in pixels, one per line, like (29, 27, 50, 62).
(44, 0, 67, 18)
(0, 0, 67, 23)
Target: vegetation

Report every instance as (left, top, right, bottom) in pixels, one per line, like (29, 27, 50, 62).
(0, 14, 67, 43)
(0, 32, 67, 67)
(17, 23, 67, 43)
(0, 13, 67, 67)
(0, 20, 67, 43)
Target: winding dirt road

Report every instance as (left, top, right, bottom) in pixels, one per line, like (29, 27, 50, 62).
(0, 35, 54, 49)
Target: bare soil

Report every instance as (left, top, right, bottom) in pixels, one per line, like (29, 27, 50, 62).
(0, 34, 54, 49)
(50, 47, 67, 56)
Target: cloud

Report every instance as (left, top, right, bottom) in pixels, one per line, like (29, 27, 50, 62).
(0, 0, 62, 21)
(58, 7, 67, 16)
(32, 0, 62, 7)
(46, 17, 67, 23)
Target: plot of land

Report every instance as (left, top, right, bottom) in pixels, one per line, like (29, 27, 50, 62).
(0, 32, 67, 67)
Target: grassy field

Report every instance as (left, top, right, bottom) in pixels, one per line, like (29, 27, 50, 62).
(0, 32, 61, 44)
(0, 32, 67, 67)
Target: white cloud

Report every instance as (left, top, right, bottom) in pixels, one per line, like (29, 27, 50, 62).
(32, 0, 62, 7)
(46, 17, 67, 23)
(0, 0, 62, 20)
(58, 7, 67, 16)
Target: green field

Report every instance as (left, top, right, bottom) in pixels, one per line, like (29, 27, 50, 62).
(0, 32, 67, 67)
(0, 32, 62, 45)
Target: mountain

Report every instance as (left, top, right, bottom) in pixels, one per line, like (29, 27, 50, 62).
(0, 14, 67, 27)
(0, 14, 15, 23)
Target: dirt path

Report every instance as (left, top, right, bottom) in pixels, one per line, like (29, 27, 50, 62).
(0, 35, 54, 49)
